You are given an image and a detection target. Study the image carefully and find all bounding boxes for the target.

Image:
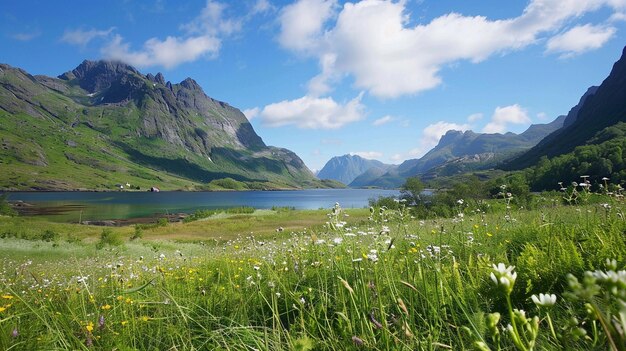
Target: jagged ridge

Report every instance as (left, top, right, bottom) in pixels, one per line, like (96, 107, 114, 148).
(0, 60, 322, 190)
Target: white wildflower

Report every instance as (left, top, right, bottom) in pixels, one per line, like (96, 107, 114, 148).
(531, 293, 557, 308)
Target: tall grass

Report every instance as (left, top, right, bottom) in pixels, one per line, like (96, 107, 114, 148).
(1, 195, 626, 349)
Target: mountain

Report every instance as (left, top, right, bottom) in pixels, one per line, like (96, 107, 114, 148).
(507, 46, 626, 169)
(363, 116, 566, 188)
(348, 165, 401, 188)
(317, 154, 392, 185)
(0, 60, 322, 191)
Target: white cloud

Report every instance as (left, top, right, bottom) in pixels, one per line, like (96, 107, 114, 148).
(243, 107, 260, 120)
(100, 1, 240, 69)
(482, 104, 531, 133)
(102, 34, 220, 69)
(259, 93, 365, 129)
(181, 0, 242, 36)
(278, 0, 337, 53)
(350, 151, 383, 159)
(467, 113, 483, 122)
(12, 31, 40, 41)
(610, 12, 626, 22)
(61, 27, 115, 46)
(279, 0, 625, 98)
(372, 115, 395, 126)
(537, 112, 548, 120)
(391, 153, 404, 162)
(546, 24, 616, 58)
(307, 53, 338, 96)
(251, 0, 275, 15)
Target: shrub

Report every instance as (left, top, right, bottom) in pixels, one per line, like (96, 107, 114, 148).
(41, 229, 59, 242)
(226, 206, 255, 214)
(96, 228, 123, 249)
(130, 225, 143, 240)
(0, 194, 17, 216)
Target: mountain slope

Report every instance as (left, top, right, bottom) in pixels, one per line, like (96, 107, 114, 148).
(0, 60, 321, 190)
(406, 116, 566, 176)
(507, 46, 626, 169)
(364, 116, 565, 188)
(348, 165, 398, 188)
(317, 154, 392, 185)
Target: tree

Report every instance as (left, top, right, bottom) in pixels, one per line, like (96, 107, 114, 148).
(401, 177, 425, 205)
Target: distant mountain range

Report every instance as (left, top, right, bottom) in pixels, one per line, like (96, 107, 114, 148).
(317, 154, 393, 185)
(329, 46, 626, 189)
(0, 60, 331, 191)
(322, 116, 565, 188)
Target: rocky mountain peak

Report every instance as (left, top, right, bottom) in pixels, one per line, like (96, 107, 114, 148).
(179, 77, 202, 91)
(438, 130, 466, 146)
(155, 72, 165, 85)
(58, 60, 140, 93)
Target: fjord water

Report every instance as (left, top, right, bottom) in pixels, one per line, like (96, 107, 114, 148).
(4, 189, 399, 222)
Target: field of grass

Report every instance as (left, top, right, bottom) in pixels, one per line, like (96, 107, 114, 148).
(1, 194, 626, 350)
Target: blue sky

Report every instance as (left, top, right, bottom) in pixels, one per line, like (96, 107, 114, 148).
(2, 1, 626, 171)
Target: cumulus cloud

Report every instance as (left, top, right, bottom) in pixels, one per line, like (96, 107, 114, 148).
(61, 27, 115, 46)
(258, 93, 365, 129)
(102, 1, 240, 68)
(610, 12, 626, 22)
(102, 34, 220, 69)
(278, 0, 337, 53)
(251, 0, 275, 15)
(546, 24, 617, 58)
(278, 0, 625, 98)
(181, 0, 242, 36)
(372, 115, 395, 126)
(482, 104, 531, 133)
(243, 107, 260, 120)
(467, 113, 483, 122)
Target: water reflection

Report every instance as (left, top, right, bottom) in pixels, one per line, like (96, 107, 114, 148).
(4, 189, 400, 222)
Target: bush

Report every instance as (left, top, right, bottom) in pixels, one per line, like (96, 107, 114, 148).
(0, 194, 17, 217)
(226, 206, 255, 214)
(368, 196, 402, 210)
(41, 229, 59, 242)
(183, 209, 218, 223)
(96, 228, 123, 249)
(130, 225, 143, 240)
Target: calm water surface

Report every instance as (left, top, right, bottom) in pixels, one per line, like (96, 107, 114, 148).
(3, 189, 399, 222)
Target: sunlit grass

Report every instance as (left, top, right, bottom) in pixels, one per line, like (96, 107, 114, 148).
(1, 196, 626, 349)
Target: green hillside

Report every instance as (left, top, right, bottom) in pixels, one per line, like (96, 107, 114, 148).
(523, 122, 626, 190)
(508, 47, 626, 169)
(0, 61, 325, 191)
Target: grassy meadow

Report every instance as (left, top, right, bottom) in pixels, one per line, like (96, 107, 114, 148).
(2, 190, 626, 350)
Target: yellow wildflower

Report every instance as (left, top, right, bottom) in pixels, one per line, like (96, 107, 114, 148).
(86, 322, 94, 333)
(101, 304, 111, 310)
